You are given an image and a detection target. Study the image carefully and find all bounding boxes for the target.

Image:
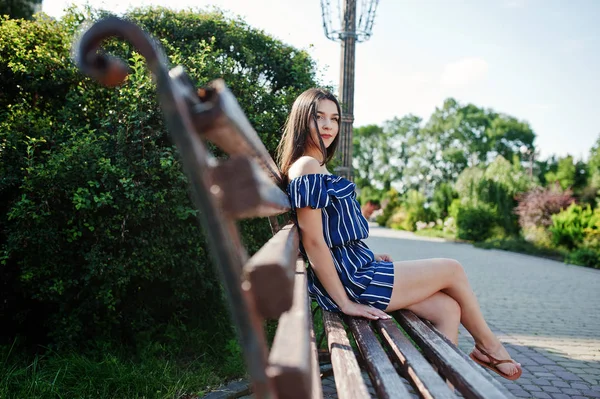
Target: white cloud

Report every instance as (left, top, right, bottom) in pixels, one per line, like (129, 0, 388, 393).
(440, 57, 489, 88)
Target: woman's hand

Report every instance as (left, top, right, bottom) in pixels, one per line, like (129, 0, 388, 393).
(375, 253, 393, 262)
(340, 301, 391, 320)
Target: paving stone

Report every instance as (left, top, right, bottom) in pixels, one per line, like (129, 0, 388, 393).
(550, 380, 570, 388)
(363, 228, 600, 399)
(322, 385, 337, 395)
(527, 366, 549, 373)
(523, 384, 542, 392)
(531, 392, 552, 399)
(533, 357, 557, 365)
(541, 385, 561, 393)
(582, 389, 600, 398)
(554, 371, 583, 381)
(570, 382, 589, 390)
(532, 378, 552, 386)
(545, 365, 566, 371)
(534, 372, 556, 378)
(511, 389, 531, 398)
(560, 387, 582, 395)
(582, 376, 600, 385)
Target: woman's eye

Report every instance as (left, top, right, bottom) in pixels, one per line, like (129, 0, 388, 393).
(333, 118, 339, 123)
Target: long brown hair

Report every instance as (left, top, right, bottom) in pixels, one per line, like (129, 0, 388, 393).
(276, 88, 341, 182)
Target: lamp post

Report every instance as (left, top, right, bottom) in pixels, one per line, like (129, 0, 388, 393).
(320, 0, 379, 180)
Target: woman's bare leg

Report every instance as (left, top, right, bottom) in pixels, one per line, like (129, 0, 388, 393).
(384, 258, 520, 376)
(406, 292, 460, 345)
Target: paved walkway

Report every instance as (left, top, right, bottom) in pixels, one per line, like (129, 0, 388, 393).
(321, 224, 600, 399)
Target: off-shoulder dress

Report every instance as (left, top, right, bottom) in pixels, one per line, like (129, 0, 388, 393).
(287, 174, 395, 312)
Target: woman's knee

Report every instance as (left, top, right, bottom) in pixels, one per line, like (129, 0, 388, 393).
(441, 258, 466, 282)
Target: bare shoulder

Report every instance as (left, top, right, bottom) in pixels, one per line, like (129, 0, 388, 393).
(288, 156, 323, 180)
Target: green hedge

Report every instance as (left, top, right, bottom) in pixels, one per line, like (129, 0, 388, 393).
(0, 7, 317, 348)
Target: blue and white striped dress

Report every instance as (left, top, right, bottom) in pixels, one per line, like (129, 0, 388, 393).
(287, 174, 395, 312)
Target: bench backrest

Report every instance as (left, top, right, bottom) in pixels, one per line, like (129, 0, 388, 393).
(194, 80, 312, 399)
(74, 17, 313, 399)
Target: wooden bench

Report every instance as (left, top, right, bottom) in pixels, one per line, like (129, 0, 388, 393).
(74, 17, 513, 399)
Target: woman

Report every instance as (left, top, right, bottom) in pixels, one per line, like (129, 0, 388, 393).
(276, 88, 522, 380)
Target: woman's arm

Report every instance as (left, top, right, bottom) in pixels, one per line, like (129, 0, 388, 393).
(297, 206, 351, 310)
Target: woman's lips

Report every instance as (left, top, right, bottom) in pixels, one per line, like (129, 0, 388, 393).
(321, 134, 332, 139)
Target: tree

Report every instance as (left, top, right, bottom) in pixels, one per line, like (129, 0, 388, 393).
(353, 124, 385, 189)
(487, 114, 535, 161)
(419, 98, 536, 190)
(0, 0, 42, 20)
(544, 156, 588, 192)
(353, 115, 422, 192)
(588, 135, 600, 188)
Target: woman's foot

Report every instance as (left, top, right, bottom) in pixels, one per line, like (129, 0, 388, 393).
(470, 343, 522, 380)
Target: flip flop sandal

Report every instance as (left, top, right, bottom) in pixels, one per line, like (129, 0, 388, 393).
(469, 345, 523, 381)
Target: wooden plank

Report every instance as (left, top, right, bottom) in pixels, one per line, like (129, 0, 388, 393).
(373, 319, 455, 399)
(427, 319, 513, 396)
(244, 225, 300, 319)
(210, 155, 290, 219)
(322, 311, 371, 399)
(345, 317, 412, 399)
(394, 310, 510, 399)
(193, 79, 284, 187)
(309, 294, 324, 399)
(267, 259, 312, 399)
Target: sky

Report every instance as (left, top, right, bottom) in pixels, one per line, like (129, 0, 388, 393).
(42, 0, 600, 161)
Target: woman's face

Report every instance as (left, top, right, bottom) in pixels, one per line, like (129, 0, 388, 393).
(309, 99, 339, 149)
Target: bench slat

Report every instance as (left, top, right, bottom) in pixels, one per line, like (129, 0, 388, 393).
(194, 79, 284, 187)
(245, 225, 300, 319)
(322, 311, 371, 399)
(373, 319, 455, 398)
(427, 319, 513, 396)
(309, 299, 324, 399)
(394, 310, 510, 399)
(345, 317, 413, 399)
(267, 259, 312, 399)
(211, 155, 290, 218)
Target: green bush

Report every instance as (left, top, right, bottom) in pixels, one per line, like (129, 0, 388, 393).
(454, 156, 530, 237)
(566, 248, 600, 268)
(386, 206, 408, 230)
(401, 189, 430, 231)
(452, 202, 497, 241)
(549, 203, 600, 250)
(0, 7, 317, 348)
(376, 188, 401, 227)
(431, 182, 457, 220)
(358, 185, 383, 206)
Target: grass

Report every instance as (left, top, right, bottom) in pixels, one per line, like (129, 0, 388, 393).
(413, 228, 458, 240)
(473, 237, 567, 262)
(414, 228, 576, 264)
(0, 328, 247, 399)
